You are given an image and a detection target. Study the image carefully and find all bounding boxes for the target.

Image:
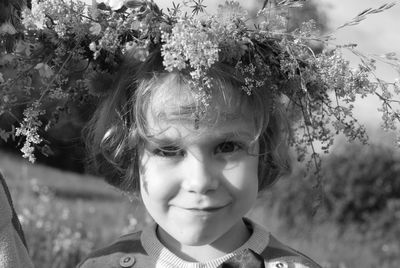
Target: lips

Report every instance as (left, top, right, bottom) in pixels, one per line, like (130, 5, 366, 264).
(178, 203, 230, 212)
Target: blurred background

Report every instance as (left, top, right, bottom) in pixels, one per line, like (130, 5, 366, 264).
(1, 0, 399, 267)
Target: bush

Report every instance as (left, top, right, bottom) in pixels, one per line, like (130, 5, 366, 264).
(270, 143, 400, 232)
(322, 144, 400, 228)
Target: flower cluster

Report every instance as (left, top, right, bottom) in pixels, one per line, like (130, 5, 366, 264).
(14, 101, 45, 162)
(162, 17, 220, 77)
(161, 3, 249, 87)
(22, 0, 89, 37)
(0, 0, 399, 171)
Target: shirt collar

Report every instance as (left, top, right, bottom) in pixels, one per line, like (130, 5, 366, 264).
(141, 218, 270, 268)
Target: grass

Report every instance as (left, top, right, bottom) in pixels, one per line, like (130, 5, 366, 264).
(1, 151, 148, 268)
(1, 150, 399, 267)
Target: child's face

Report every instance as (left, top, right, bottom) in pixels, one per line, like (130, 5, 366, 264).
(138, 83, 259, 251)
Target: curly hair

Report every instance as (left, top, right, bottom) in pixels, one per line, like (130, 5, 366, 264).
(84, 49, 291, 194)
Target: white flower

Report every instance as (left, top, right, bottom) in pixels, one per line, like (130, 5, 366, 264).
(49, 88, 69, 100)
(98, 0, 125, 10)
(15, 101, 45, 163)
(89, 42, 97, 52)
(161, 17, 219, 81)
(22, 2, 46, 30)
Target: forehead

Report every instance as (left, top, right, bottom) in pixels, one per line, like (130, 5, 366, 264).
(146, 73, 253, 126)
(142, 76, 259, 144)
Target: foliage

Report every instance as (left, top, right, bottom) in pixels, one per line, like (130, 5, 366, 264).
(19, 179, 94, 268)
(12, 177, 145, 268)
(270, 143, 400, 234)
(261, 142, 400, 267)
(322, 144, 400, 227)
(0, 0, 399, 182)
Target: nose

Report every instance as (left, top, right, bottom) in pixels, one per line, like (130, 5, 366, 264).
(181, 153, 219, 194)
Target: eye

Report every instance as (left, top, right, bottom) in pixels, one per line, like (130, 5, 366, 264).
(152, 146, 184, 157)
(215, 141, 243, 154)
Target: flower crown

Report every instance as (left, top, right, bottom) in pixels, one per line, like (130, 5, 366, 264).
(1, 0, 399, 176)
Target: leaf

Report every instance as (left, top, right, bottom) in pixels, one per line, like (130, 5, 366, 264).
(41, 144, 54, 157)
(337, 2, 397, 30)
(0, 22, 17, 35)
(167, 2, 181, 16)
(190, 0, 206, 15)
(89, 22, 102, 35)
(261, 0, 268, 10)
(15, 40, 32, 56)
(34, 63, 54, 78)
(15, 40, 26, 54)
(0, 129, 11, 142)
(376, 2, 397, 12)
(382, 52, 398, 61)
(0, 54, 15, 66)
(96, 2, 110, 10)
(96, 0, 125, 10)
(357, 8, 372, 17)
(0, 72, 4, 83)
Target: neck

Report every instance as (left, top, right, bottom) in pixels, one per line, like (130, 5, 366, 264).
(157, 220, 251, 262)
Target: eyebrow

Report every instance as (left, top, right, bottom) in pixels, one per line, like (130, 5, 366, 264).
(214, 130, 255, 138)
(145, 137, 180, 147)
(145, 130, 256, 148)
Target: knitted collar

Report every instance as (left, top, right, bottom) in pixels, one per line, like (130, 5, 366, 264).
(141, 218, 270, 268)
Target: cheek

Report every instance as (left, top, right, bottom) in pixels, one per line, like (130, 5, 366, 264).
(139, 155, 180, 202)
(222, 156, 259, 194)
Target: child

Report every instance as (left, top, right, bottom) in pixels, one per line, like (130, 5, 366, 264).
(77, 38, 322, 268)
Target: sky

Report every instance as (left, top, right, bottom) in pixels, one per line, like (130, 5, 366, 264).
(155, 0, 400, 144)
(318, 0, 400, 80)
(306, 0, 400, 142)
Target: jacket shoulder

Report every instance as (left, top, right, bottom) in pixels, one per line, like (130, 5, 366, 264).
(77, 231, 153, 268)
(261, 235, 322, 268)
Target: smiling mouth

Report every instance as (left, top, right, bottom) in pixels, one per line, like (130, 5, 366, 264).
(184, 204, 229, 212)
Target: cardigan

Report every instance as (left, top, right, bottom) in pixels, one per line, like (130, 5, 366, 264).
(0, 172, 34, 268)
(78, 219, 321, 268)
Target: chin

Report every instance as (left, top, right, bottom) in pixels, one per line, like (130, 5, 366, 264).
(172, 229, 220, 246)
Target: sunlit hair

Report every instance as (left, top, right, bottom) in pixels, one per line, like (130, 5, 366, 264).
(84, 49, 291, 194)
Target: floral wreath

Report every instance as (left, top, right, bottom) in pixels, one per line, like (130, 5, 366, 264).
(0, 0, 399, 184)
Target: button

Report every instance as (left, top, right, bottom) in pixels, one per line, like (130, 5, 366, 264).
(119, 254, 135, 267)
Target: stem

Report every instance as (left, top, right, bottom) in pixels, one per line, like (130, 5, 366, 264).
(347, 47, 400, 123)
(298, 95, 322, 185)
(37, 52, 73, 104)
(2, 64, 36, 87)
(37, 35, 84, 104)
